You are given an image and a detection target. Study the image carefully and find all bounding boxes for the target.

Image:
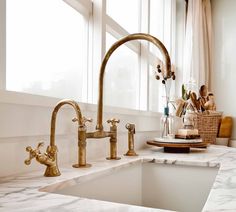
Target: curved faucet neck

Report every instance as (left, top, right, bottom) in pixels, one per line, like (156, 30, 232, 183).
(96, 33, 172, 131)
(50, 99, 83, 146)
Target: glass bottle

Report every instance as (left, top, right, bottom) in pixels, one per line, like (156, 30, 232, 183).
(160, 107, 174, 138)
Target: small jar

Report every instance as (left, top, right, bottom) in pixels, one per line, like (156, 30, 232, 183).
(183, 110, 196, 129)
(160, 107, 174, 138)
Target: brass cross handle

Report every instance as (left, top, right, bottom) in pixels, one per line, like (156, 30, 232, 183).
(81, 117, 93, 125)
(107, 118, 120, 127)
(72, 117, 93, 126)
(24, 142, 44, 165)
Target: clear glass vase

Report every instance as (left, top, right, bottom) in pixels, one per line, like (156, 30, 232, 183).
(160, 107, 174, 138)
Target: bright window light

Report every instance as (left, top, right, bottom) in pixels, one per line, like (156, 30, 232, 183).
(106, 0, 140, 33)
(150, 0, 171, 55)
(104, 33, 139, 109)
(150, 0, 164, 56)
(149, 65, 164, 112)
(6, 0, 87, 100)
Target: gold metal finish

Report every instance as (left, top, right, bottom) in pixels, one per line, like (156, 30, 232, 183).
(85, 33, 172, 160)
(106, 118, 121, 160)
(24, 33, 172, 176)
(107, 118, 120, 127)
(124, 123, 138, 156)
(25, 99, 91, 177)
(96, 33, 172, 131)
(25, 142, 60, 177)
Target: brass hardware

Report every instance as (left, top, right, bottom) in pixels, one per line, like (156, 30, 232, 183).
(107, 118, 120, 127)
(24, 34, 172, 176)
(106, 118, 121, 160)
(73, 116, 92, 168)
(85, 33, 171, 160)
(25, 99, 91, 177)
(124, 123, 138, 156)
(72, 115, 93, 167)
(25, 142, 44, 165)
(50, 100, 91, 171)
(73, 117, 93, 125)
(96, 33, 172, 132)
(88, 33, 171, 160)
(25, 142, 61, 177)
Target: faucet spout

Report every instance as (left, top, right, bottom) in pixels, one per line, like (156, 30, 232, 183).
(50, 99, 83, 147)
(96, 33, 172, 131)
(49, 99, 91, 170)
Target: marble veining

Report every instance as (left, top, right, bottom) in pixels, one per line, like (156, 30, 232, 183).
(0, 145, 236, 211)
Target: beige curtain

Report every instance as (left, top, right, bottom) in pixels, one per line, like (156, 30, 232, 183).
(183, 0, 213, 89)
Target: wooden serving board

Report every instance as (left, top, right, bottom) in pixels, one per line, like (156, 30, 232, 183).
(147, 140, 208, 153)
(175, 134, 201, 139)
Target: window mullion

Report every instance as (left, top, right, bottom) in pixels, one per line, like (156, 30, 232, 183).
(82, 16, 89, 103)
(63, 0, 92, 18)
(171, 0, 176, 63)
(87, 14, 94, 104)
(0, 0, 6, 90)
(91, 0, 106, 104)
(106, 15, 140, 54)
(171, 0, 177, 98)
(139, 0, 150, 111)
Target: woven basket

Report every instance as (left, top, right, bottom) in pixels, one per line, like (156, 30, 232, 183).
(194, 113, 222, 144)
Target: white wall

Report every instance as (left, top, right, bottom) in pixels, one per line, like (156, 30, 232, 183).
(211, 0, 236, 139)
(0, 90, 161, 177)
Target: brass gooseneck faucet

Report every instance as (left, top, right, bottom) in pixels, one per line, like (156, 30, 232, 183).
(96, 33, 172, 132)
(91, 33, 171, 158)
(25, 33, 172, 177)
(25, 99, 91, 177)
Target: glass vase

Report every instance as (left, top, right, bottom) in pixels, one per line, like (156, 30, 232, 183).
(160, 107, 174, 138)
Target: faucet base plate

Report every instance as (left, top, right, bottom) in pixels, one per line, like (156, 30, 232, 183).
(124, 150, 138, 156)
(106, 157, 121, 160)
(72, 164, 92, 168)
(124, 153, 138, 156)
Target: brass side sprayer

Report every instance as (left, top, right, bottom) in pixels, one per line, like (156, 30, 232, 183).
(124, 123, 138, 156)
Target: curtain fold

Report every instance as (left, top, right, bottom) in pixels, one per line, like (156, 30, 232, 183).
(183, 0, 213, 89)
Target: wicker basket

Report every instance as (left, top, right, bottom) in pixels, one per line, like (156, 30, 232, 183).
(194, 113, 222, 144)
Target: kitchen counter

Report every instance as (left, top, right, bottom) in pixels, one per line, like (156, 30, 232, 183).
(0, 145, 236, 212)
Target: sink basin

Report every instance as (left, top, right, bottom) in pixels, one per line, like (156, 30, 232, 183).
(41, 160, 219, 212)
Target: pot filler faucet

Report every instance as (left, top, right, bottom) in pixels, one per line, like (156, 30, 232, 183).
(24, 33, 172, 177)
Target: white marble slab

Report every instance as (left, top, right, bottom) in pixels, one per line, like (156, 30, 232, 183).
(0, 145, 236, 211)
(154, 137, 202, 144)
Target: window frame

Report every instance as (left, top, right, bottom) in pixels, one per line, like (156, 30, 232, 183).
(0, 0, 177, 114)
(105, 0, 176, 111)
(1, 0, 92, 103)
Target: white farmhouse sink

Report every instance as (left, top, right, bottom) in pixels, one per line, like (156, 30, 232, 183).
(42, 161, 218, 212)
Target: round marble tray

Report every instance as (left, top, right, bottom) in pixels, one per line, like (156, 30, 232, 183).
(154, 137, 203, 144)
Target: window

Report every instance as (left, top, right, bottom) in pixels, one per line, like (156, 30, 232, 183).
(104, 33, 139, 109)
(105, 0, 176, 111)
(0, 0, 178, 113)
(106, 0, 140, 33)
(149, 0, 176, 112)
(6, 0, 89, 101)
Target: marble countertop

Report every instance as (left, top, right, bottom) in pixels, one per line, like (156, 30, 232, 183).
(0, 145, 236, 212)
